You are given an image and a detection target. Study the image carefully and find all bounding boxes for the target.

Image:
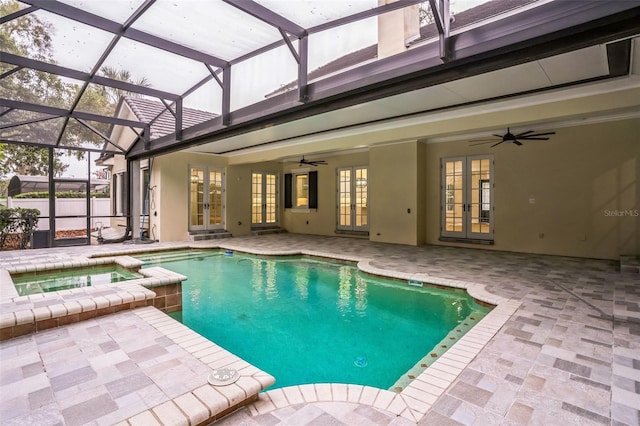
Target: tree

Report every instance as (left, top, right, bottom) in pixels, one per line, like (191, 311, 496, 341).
(0, 0, 73, 176)
(99, 66, 151, 105)
(419, 2, 435, 26)
(0, 0, 150, 178)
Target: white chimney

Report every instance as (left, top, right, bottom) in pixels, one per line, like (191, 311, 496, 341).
(377, 0, 420, 60)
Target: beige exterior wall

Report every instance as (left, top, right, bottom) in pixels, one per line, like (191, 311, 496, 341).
(425, 118, 639, 259)
(282, 151, 369, 235)
(148, 154, 283, 241)
(109, 109, 637, 260)
(369, 141, 422, 245)
(226, 161, 282, 236)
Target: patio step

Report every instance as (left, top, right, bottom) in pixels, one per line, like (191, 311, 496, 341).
(250, 226, 286, 236)
(188, 230, 232, 241)
(620, 255, 639, 273)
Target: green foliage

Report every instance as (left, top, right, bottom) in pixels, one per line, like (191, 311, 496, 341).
(0, 1, 150, 178)
(0, 207, 39, 249)
(14, 191, 110, 199)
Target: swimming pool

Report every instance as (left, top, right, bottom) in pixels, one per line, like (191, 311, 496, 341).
(139, 250, 491, 390)
(12, 266, 142, 296)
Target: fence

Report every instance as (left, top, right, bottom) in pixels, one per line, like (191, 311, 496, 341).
(4, 198, 111, 231)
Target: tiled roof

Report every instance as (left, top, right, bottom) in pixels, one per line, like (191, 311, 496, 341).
(268, 0, 536, 96)
(122, 96, 218, 139)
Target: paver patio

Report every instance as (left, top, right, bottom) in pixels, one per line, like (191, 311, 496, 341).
(0, 234, 638, 425)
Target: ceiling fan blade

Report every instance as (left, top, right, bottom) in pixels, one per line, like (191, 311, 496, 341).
(490, 141, 504, 148)
(523, 131, 556, 137)
(513, 139, 523, 146)
(491, 134, 504, 138)
(519, 137, 550, 140)
(515, 130, 535, 137)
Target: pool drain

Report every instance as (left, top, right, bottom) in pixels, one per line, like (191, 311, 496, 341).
(354, 356, 368, 368)
(208, 367, 240, 386)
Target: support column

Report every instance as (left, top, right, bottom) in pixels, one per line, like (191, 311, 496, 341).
(129, 159, 142, 239)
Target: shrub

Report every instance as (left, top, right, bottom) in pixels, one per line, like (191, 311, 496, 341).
(0, 207, 40, 250)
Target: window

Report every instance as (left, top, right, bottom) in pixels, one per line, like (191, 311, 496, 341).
(113, 171, 127, 216)
(441, 156, 493, 240)
(296, 174, 308, 207)
(284, 170, 317, 209)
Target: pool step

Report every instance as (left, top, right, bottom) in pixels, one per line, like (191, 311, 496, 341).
(139, 250, 221, 264)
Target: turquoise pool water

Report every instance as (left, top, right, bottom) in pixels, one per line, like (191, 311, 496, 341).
(140, 250, 490, 390)
(12, 266, 142, 296)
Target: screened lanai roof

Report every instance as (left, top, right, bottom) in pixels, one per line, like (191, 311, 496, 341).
(1, 0, 640, 161)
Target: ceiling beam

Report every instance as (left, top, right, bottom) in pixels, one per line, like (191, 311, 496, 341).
(230, 0, 425, 67)
(0, 98, 148, 129)
(0, 52, 180, 100)
(222, 0, 305, 38)
(22, 0, 229, 68)
(0, 5, 39, 25)
(308, 0, 424, 35)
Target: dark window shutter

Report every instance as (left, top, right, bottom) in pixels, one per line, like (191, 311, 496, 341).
(308, 171, 318, 209)
(284, 173, 292, 208)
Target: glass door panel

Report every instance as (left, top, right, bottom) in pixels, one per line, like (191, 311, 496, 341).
(189, 168, 205, 230)
(265, 173, 277, 224)
(444, 159, 464, 234)
(338, 168, 351, 228)
(354, 167, 368, 229)
(251, 172, 263, 225)
(209, 170, 223, 227)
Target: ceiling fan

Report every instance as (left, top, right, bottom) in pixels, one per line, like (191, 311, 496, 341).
(470, 128, 556, 147)
(298, 156, 327, 166)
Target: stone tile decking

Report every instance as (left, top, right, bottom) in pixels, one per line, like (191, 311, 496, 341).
(1, 235, 639, 425)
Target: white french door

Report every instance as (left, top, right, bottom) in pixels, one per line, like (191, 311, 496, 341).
(251, 172, 278, 226)
(189, 166, 224, 231)
(337, 166, 368, 232)
(441, 156, 493, 240)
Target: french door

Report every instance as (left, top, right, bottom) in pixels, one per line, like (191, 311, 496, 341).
(337, 167, 368, 232)
(189, 166, 224, 231)
(251, 172, 278, 226)
(441, 156, 493, 240)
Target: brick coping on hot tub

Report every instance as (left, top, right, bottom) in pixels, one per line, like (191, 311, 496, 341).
(0, 256, 187, 340)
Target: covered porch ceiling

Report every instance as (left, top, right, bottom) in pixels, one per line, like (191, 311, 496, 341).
(2, 0, 640, 162)
(193, 38, 640, 165)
